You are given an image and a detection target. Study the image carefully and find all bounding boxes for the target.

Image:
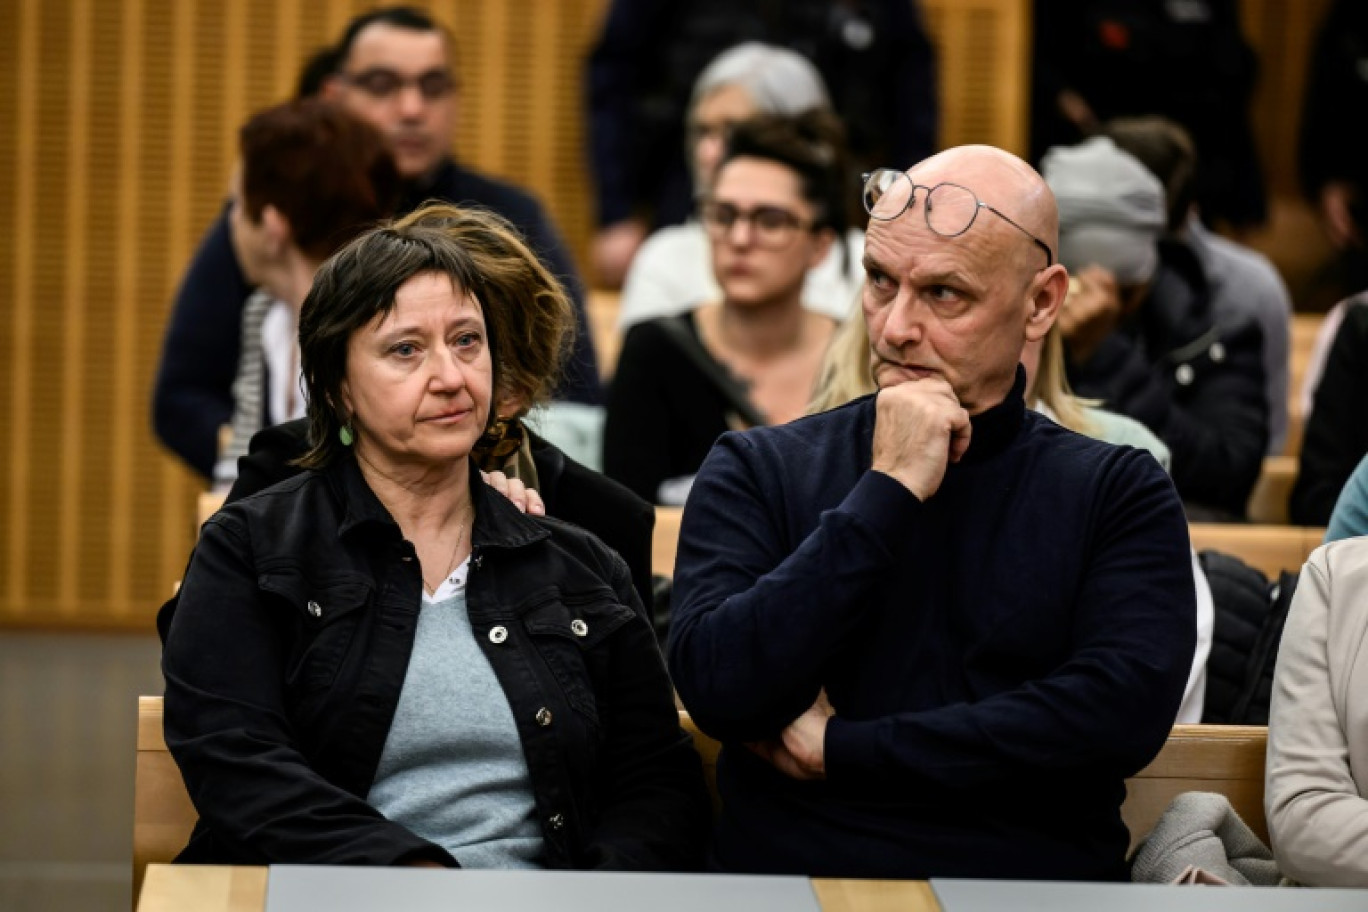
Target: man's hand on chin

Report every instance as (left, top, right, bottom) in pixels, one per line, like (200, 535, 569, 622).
(745, 691, 835, 781)
(871, 376, 971, 501)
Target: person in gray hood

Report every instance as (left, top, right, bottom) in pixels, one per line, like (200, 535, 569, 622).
(1043, 136, 1269, 520)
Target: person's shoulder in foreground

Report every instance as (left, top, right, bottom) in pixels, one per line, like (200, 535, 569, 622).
(1266, 536, 1368, 887)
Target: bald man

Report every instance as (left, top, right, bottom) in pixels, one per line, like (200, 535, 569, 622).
(667, 146, 1196, 880)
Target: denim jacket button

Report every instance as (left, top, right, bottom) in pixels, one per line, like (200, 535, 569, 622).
(489, 625, 508, 644)
(570, 619, 588, 637)
(535, 707, 553, 727)
(306, 600, 322, 618)
(548, 813, 565, 830)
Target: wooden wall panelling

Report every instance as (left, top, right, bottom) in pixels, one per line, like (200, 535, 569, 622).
(920, 0, 1030, 157)
(1239, 0, 1331, 198)
(0, 0, 1341, 628)
(0, 0, 614, 628)
(1, 0, 36, 621)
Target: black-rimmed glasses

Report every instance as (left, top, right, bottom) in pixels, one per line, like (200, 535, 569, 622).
(699, 199, 812, 249)
(861, 169, 1054, 267)
(338, 67, 457, 101)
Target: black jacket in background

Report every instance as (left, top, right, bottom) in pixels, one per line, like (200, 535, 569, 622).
(1068, 241, 1269, 519)
(162, 452, 707, 868)
(1291, 304, 1368, 526)
(1198, 550, 1297, 725)
(1298, 0, 1368, 205)
(152, 158, 601, 479)
(209, 418, 656, 627)
(1031, 0, 1265, 229)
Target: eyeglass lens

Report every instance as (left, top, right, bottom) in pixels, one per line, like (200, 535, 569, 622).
(862, 169, 1054, 266)
(346, 68, 455, 100)
(863, 172, 980, 236)
(701, 201, 802, 245)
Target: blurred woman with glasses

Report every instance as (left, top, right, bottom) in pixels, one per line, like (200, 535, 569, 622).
(603, 110, 848, 504)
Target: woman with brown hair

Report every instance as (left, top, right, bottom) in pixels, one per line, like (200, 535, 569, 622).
(210, 204, 656, 615)
(162, 211, 707, 869)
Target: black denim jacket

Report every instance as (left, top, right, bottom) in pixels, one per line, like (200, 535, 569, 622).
(162, 453, 707, 869)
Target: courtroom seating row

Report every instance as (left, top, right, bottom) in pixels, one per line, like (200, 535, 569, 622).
(1246, 456, 1296, 525)
(654, 508, 1322, 583)
(134, 696, 1267, 901)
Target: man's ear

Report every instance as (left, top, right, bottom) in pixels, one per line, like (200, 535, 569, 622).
(320, 74, 345, 102)
(1024, 263, 1069, 343)
(261, 205, 292, 256)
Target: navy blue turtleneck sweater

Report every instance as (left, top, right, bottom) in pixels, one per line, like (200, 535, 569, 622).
(668, 370, 1195, 881)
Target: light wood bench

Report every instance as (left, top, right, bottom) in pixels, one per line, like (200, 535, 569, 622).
(653, 506, 683, 579)
(1122, 724, 1267, 854)
(1286, 312, 1324, 459)
(197, 492, 226, 527)
(1245, 456, 1297, 526)
(655, 511, 1324, 584)
(134, 696, 198, 902)
(1188, 522, 1323, 580)
(586, 289, 623, 381)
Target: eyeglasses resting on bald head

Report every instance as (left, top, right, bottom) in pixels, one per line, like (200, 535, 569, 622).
(861, 169, 1054, 267)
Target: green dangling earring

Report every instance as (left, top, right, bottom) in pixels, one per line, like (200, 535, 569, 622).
(339, 421, 355, 446)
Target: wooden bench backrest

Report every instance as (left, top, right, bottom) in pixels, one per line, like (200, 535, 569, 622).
(1245, 457, 1297, 526)
(197, 492, 226, 528)
(1188, 522, 1322, 580)
(654, 507, 684, 579)
(1121, 724, 1267, 854)
(134, 696, 197, 902)
(656, 512, 1320, 584)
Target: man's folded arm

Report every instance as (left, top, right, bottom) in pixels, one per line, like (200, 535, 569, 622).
(825, 455, 1195, 791)
(668, 435, 925, 741)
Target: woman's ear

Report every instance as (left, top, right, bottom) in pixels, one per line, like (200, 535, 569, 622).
(497, 389, 529, 420)
(335, 379, 353, 421)
(1024, 263, 1069, 343)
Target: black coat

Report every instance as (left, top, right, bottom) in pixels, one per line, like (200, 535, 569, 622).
(1068, 241, 1269, 519)
(162, 452, 707, 868)
(1291, 303, 1368, 526)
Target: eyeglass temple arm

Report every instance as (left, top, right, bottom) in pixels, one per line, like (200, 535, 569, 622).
(982, 203, 1053, 266)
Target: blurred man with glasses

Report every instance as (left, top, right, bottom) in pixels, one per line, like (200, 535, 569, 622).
(668, 145, 1196, 880)
(154, 6, 600, 481)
